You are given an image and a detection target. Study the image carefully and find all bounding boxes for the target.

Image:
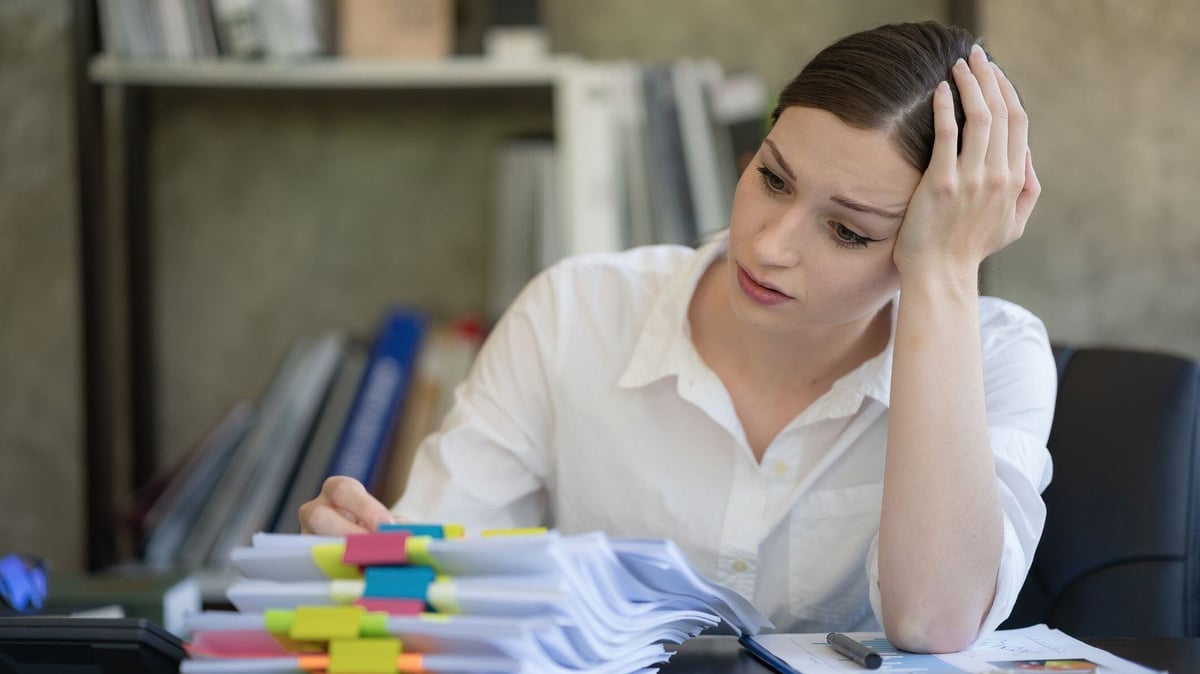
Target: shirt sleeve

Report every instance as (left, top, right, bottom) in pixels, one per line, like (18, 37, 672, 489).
(866, 301, 1057, 642)
(392, 266, 562, 529)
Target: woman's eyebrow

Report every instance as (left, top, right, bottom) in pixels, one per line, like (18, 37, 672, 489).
(763, 139, 796, 180)
(764, 137, 906, 222)
(830, 194, 906, 221)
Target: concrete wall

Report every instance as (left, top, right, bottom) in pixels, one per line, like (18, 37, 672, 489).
(0, 0, 84, 569)
(4, 1, 1197, 571)
(982, 0, 1200, 358)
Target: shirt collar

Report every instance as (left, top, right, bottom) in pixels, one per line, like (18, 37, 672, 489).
(617, 235, 727, 390)
(617, 232, 899, 413)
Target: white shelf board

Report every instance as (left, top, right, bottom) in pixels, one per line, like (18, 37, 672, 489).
(89, 55, 584, 89)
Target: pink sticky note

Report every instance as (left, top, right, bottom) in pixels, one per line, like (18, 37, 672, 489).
(355, 597, 425, 616)
(342, 531, 410, 566)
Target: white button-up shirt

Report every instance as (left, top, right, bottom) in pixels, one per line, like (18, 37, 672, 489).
(395, 235, 1057, 637)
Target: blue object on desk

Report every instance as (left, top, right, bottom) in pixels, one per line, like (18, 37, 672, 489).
(0, 554, 48, 613)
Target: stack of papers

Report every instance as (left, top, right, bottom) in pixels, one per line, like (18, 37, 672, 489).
(182, 524, 771, 673)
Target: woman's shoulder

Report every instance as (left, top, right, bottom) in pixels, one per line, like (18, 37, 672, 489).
(978, 296, 1047, 331)
(977, 296, 1053, 360)
(539, 243, 701, 297)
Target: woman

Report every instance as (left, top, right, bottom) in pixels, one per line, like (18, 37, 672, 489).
(299, 21, 1055, 653)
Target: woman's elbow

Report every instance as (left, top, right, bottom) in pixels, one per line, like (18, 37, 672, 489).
(882, 612, 980, 654)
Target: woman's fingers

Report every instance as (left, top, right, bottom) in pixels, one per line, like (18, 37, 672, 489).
(298, 476, 396, 535)
(968, 45, 1009, 177)
(300, 502, 372, 536)
(324, 476, 397, 528)
(992, 63, 1029, 179)
(928, 80, 959, 175)
(1014, 150, 1041, 232)
(951, 55, 990, 169)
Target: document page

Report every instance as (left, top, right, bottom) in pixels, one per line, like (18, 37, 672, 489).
(744, 625, 1164, 674)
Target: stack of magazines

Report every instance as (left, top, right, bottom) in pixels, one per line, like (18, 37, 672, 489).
(182, 524, 771, 673)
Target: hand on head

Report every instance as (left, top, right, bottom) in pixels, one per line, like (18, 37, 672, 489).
(893, 43, 1041, 277)
(299, 476, 404, 535)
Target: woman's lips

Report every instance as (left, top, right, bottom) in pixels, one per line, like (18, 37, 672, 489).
(736, 264, 792, 306)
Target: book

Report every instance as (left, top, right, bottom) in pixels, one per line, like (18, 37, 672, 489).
(488, 137, 555, 322)
(139, 400, 255, 568)
(378, 319, 483, 505)
(558, 63, 626, 256)
(324, 308, 427, 496)
(642, 64, 697, 247)
(182, 527, 771, 673)
(672, 58, 731, 239)
(205, 333, 346, 567)
(177, 338, 315, 568)
(271, 338, 370, 534)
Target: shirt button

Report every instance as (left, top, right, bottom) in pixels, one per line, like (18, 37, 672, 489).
(731, 559, 749, 573)
(772, 461, 789, 477)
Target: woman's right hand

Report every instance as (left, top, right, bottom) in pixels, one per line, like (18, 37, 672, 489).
(299, 476, 400, 535)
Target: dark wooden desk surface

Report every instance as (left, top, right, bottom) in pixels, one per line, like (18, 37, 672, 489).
(661, 635, 1200, 673)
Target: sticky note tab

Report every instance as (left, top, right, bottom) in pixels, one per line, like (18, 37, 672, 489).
(291, 606, 366, 641)
(363, 566, 436, 600)
(360, 611, 391, 638)
(397, 653, 425, 673)
(442, 524, 465, 539)
(312, 543, 362, 580)
(480, 527, 547, 537)
(425, 579, 458, 614)
(355, 598, 425, 616)
(379, 523, 444, 538)
(331, 579, 366, 604)
(264, 609, 323, 653)
(404, 536, 437, 570)
(264, 609, 295, 636)
(329, 638, 400, 674)
(343, 531, 411, 567)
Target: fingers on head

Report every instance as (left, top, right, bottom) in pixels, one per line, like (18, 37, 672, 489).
(992, 63, 1030, 175)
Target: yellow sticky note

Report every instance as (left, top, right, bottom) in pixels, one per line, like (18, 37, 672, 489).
(404, 535, 438, 571)
(480, 527, 547, 537)
(442, 524, 465, 539)
(312, 543, 362, 580)
(329, 638, 400, 674)
(291, 606, 365, 641)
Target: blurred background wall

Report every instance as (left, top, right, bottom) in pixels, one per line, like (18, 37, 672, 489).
(1, 0, 1196, 571)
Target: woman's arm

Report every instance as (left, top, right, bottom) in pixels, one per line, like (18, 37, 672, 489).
(878, 45, 1041, 653)
(301, 267, 563, 535)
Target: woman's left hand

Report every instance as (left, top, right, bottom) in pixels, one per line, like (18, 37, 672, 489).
(892, 44, 1041, 279)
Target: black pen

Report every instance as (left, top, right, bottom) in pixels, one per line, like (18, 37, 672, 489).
(827, 632, 882, 669)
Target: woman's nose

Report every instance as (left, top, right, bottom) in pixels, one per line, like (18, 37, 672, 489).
(752, 212, 805, 269)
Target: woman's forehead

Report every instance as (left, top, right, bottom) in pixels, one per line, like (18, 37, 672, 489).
(766, 107, 921, 204)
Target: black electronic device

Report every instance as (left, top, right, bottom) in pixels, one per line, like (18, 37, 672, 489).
(0, 616, 185, 674)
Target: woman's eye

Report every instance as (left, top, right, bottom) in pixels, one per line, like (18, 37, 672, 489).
(830, 222, 871, 248)
(756, 165, 787, 193)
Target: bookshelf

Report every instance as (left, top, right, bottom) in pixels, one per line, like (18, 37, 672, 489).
(88, 55, 577, 89)
(71, 0, 628, 570)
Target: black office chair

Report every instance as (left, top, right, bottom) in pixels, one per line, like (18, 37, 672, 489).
(1001, 346, 1200, 637)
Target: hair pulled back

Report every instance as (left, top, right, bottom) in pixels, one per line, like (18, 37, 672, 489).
(772, 21, 985, 172)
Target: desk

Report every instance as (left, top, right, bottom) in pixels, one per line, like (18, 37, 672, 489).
(661, 635, 1200, 673)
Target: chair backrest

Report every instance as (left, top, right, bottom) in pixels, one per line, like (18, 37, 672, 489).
(1002, 346, 1200, 637)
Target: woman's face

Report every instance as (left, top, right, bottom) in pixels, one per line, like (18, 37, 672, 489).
(725, 106, 923, 335)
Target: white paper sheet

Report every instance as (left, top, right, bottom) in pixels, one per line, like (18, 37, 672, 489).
(745, 625, 1164, 674)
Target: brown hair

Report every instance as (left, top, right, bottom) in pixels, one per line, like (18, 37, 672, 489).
(771, 21, 984, 172)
